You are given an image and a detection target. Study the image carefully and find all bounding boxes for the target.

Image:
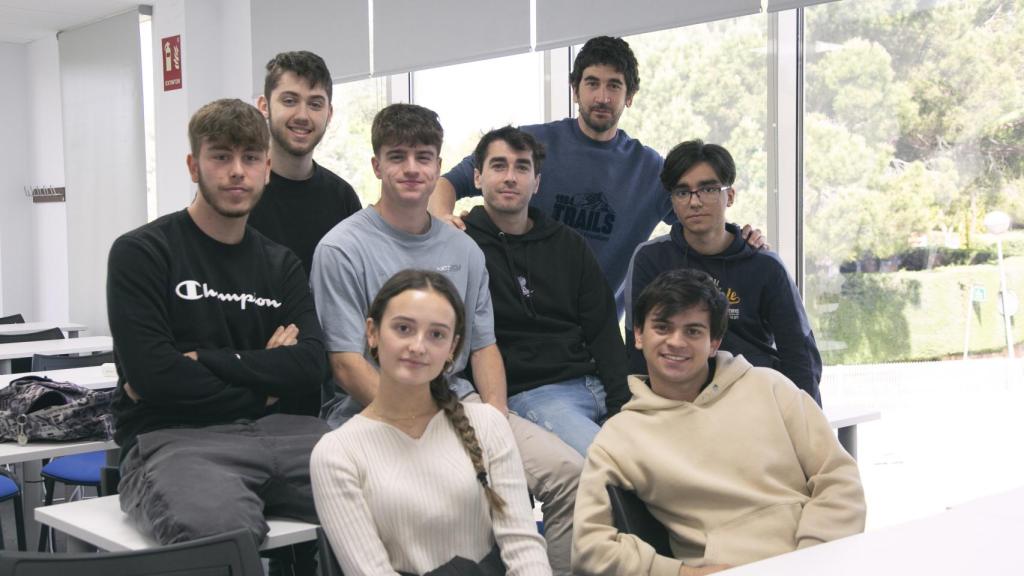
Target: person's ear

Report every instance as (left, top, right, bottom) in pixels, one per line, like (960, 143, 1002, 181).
(371, 155, 382, 179)
(473, 168, 482, 190)
(710, 337, 722, 356)
(187, 154, 199, 183)
(632, 326, 644, 350)
(365, 318, 378, 350)
(256, 95, 270, 119)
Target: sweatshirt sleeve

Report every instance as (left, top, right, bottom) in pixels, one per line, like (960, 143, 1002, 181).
(442, 153, 482, 200)
(576, 239, 630, 415)
(195, 252, 327, 399)
(777, 381, 867, 548)
(310, 433, 402, 576)
(624, 245, 658, 376)
(763, 260, 823, 404)
(476, 407, 552, 576)
(573, 441, 683, 576)
(106, 235, 265, 413)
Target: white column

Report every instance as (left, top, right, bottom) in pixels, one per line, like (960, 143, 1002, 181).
(0, 42, 32, 318)
(153, 0, 254, 217)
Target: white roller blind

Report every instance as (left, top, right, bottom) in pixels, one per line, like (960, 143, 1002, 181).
(536, 0, 762, 51)
(373, 0, 530, 76)
(251, 0, 370, 95)
(59, 10, 148, 336)
(767, 0, 840, 12)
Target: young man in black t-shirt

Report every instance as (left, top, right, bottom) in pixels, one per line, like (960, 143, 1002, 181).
(107, 99, 328, 550)
(248, 50, 361, 418)
(248, 50, 361, 277)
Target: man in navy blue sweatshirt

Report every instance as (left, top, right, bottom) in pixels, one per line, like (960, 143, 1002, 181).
(625, 140, 823, 404)
(430, 37, 669, 314)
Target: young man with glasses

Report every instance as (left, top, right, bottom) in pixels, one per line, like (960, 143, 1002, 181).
(624, 140, 823, 404)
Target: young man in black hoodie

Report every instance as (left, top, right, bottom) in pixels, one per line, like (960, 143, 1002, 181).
(624, 140, 823, 404)
(107, 99, 329, 552)
(463, 126, 629, 456)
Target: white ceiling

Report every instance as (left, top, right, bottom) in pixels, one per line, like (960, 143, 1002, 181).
(0, 1, 154, 44)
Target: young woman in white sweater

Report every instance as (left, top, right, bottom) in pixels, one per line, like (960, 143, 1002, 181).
(310, 269, 551, 576)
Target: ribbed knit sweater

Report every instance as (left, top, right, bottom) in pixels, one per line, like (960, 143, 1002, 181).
(311, 402, 551, 576)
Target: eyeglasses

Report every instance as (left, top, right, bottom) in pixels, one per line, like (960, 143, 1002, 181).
(669, 184, 732, 201)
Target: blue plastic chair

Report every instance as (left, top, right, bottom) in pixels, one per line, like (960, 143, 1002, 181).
(0, 471, 27, 551)
(36, 452, 106, 551)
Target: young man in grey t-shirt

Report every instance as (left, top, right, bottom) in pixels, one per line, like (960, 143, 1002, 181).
(310, 103, 581, 575)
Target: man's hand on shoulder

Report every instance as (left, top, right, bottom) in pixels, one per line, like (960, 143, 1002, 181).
(438, 211, 470, 232)
(740, 224, 771, 251)
(265, 324, 299, 349)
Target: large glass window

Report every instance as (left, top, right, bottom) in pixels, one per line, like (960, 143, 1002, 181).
(314, 77, 388, 207)
(618, 15, 769, 239)
(804, 0, 1024, 526)
(413, 52, 545, 214)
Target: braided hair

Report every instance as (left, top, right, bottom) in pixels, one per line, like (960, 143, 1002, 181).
(367, 269, 507, 516)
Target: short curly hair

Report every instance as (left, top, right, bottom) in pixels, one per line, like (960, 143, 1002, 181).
(570, 36, 640, 97)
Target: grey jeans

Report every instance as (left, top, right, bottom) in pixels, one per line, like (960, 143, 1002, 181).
(118, 413, 329, 546)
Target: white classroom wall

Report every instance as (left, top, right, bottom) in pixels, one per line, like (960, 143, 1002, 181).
(28, 35, 70, 324)
(154, 0, 253, 217)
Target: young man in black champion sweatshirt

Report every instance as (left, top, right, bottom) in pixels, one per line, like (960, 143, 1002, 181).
(106, 99, 328, 553)
(625, 140, 823, 405)
(462, 126, 629, 457)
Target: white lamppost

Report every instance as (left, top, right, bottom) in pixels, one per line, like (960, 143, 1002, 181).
(984, 211, 1014, 360)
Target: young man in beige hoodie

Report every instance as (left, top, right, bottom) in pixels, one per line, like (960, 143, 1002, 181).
(572, 269, 866, 576)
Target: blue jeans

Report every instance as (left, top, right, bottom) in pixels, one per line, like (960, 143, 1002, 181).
(508, 375, 607, 456)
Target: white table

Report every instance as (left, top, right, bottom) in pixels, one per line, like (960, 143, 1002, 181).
(35, 495, 318, 552)
(0, 335, 113, 374)
(1, 362, 118, 542)
(720, 485, 1024, 575)
(823, 406, 881, 460)
(3, 365, 117, 391)
(1, 437, 118, 546)
(0, 321, 88, 338)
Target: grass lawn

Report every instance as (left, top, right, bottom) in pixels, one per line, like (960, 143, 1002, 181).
(809, 256, 1024, 364)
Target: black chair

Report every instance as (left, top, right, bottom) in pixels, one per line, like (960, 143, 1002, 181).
(1, 528, 264, 575)
(0, 314, 25, 324)
(317, 527, 344, 576)
(99, 466, 121, 497)
(0, 328, 65, 373)
(31, 351, 114, 371)
(0, 470, 27, 551)
(606, 485, 673, 557)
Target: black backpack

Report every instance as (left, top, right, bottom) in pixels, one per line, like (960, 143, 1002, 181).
(0, 376, 113, 445)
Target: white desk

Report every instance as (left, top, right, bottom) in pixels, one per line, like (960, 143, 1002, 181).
(720, 485, 1024, 575)
(0, 336, 113, 374)
(3, 365, 117, 391)
(1, 362, 118, 541)
(0, 336, 113, 362)
(823, 406, 881, 460)
(0, 437, 118, 547)
(0, 321, 88, 338)
(35, 495, 319, 552)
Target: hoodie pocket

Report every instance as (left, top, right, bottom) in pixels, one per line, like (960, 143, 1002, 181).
(703, 502, 801, 565)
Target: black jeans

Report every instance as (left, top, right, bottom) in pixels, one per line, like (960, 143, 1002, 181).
(119, 413, 329, 546)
